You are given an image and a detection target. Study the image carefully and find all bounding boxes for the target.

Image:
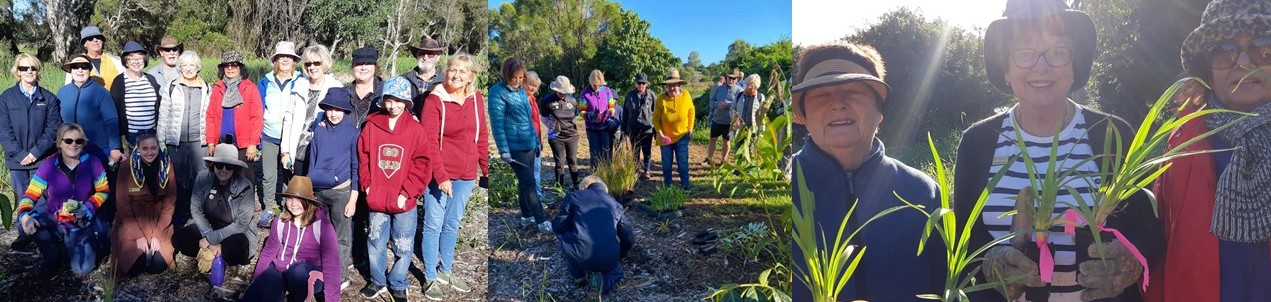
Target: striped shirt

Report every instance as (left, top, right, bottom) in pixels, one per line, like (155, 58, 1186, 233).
(123, 76, 159, 134)
(981, 104, 1099, 302)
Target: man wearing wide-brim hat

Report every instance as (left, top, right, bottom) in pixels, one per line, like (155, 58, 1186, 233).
(148, 37, 186, 86)
(402, 36, 448, 116)
(65, 25, 125, 91)
(788, 41, 944, 302)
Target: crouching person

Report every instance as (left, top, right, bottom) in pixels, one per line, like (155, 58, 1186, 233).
(242, 176, 342, 302)
(551, 176, 635, 295)
(14, 123, 109, 276)
(174, 143, 259, 280)
(112, 131, 177, 277)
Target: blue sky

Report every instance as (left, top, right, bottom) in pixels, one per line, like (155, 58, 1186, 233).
(489, 0, 792, 65)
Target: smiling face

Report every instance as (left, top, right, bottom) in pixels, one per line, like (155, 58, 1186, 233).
(136, 137, 160, 163)
(1004, 30, 1075, 109)
(800, 81, 883, 152)
(666, 83, 683, 97)
(304, 60, 325, 81)
(445, 63, 472, 91)
(59, 129, 87, 159)
(180, 62, 199, 80)
(275, 56, 296, 74)
(417, 52, 439, 73)
(222, 64, 241, 79)
(159, 48, 180, 66)
(324, 106, 345, 124)
(70, 63, 90, 84)
(285, 197, 307, 217)
(16, 58, 39, 85)
(83, 37, 103, 55)
(508, 69, 526, 89)
(124, 52, 146, 73)
(212, 162, 236, 182)
(1210, 36, 1271, 112)
(383, 97, 408, 118)
(353, 63, 376, 83)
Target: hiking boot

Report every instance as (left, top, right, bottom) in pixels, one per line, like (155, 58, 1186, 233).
(424, 280, 444, 301)
(390, 288, 409, 301)
(257, 211, 273, 228)
(538, 221, 553, 233)
(437, 272, 471, 292)
(360, 283, 387, 299)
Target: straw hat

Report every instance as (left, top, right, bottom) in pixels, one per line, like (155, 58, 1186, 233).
(61, 55, 92, 72)
(661, 69, 686, 85)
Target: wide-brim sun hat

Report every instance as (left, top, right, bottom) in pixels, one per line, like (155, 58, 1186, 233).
(277, 176, 320, 203)
(271, 41, 301, 61)
(409, 37, 446, 56)
(550, 75, 576, 94)
(155, 37, 184, 53)
(204, 143, 247, 168)
(661, 69, 687, 85)
(1180, 0, 1271, 77)
(983, 0, 1097, 94)
(62, 55, 93, 72)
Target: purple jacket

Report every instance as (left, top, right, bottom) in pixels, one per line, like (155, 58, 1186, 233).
(15, 154, 109, 230)
(253, 207, 341, 301)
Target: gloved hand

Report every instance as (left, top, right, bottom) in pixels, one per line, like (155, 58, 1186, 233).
(478, 176, 489, 188)
(1078, 241, 1143, 302)
(500, 153, 513, 164)
(983, 245, 1047, 300)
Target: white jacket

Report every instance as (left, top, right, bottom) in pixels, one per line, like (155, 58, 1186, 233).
(157, 78, 211, 146)
(280, 74, 342, 165)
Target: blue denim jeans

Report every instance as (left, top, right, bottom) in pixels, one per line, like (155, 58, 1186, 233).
(19, 213, 100, 276)
(366, 208, 417, 290)
(420, 179, 475, 281)
(661, 137, 691, 188)
(586, 129, 614, 168)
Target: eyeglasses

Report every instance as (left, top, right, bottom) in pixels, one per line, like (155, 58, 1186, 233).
(1010, 47, 1074, 69)
(303, 62, 322, 68)
(62, 138, 86, 145)
(221, 64, 242, 69)
(69, 64, 92, 71)
(16, 66, 38, 72)
(211, 162, 236, 171)
(159, 47, 180, 53)
(126, 57, 146, 62)
(1205, 36, 1271, 70)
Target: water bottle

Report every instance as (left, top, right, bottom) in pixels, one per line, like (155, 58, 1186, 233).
(210, 253, 225, 286)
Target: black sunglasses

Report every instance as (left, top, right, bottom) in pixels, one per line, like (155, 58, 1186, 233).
(62, 138, 86, 145)
(16, 66, 38, 72)
(69, 64, 92, 71)
(1206, 36, 1271, 70)
(158, 47, 180, 53)
(303, 62, 322, 68)
(211, 162, 237, 171)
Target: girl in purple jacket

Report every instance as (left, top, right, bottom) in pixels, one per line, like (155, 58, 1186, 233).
(242, 176, 341, 302)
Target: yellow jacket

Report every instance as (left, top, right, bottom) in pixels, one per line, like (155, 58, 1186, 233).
(652, 89, 695, 145)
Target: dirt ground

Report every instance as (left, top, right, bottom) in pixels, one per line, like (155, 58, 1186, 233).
(0, 188, 490, 301)
(486, 132, 788, 302)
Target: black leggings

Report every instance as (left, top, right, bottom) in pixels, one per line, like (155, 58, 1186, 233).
(628, 131, 653, 173)
(241, 262, 325, 302)
(548, 137, 579, 177)
(173, 223, 253, 266)
(511, 150, 548, 223)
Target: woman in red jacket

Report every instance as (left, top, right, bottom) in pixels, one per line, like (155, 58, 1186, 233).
(205, 50, 263, 178)
(1149, 0, 1271, 300)
(353, 76, 429, 301)
(416, 53, 488, 300)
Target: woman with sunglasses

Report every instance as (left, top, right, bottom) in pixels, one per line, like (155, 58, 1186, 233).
(13, 124, 107, 277)
(174, 143, 259, 282)
(954, 0, 1161, 301)
(1148, 1, 1271, 301)
(57, 55, 123, 167)
(111, 131, 176, 278)
(2, 53, 64, 203)
(280, 44, 343, 177)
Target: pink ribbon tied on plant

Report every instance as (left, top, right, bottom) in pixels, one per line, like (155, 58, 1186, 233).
(1063, 209, 1150, 291)
(1036, 233, 1055, 283)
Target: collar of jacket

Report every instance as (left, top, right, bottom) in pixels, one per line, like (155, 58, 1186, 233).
(799, 136, 885, 190)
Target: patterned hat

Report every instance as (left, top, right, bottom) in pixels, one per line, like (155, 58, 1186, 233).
(219, 51, 245, 68)
(1180, 0, 1271, 76)
(381, 76, 414, 107)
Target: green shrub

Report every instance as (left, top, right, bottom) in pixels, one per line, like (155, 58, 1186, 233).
(646, 185, 686, 212)
(487, 161, 519, 208)
(593, 143, 637, 197)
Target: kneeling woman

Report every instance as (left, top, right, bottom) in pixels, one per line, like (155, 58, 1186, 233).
(174, 143, 259, 276)
(14, 123, 110, 276)
(112, 131, 177, 277)
(242, 176, 341, 302)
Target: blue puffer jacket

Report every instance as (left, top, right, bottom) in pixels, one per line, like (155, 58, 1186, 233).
(0, 83, 62, 170)
(56, 80, 121, 160)
(487, 82, 539, 153)
(791, 137, 946, 302)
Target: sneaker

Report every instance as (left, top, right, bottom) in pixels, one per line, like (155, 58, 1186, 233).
(519, 216, 533, 228)
(423, 280, 444, 301)
(390, 288, 409, 301)
(257, 211, 273, 228)
(537, 221, 553, 233)
(340, 277, 351, 291)
(437, 272, 471, 292)
(360, 283, 387, 299)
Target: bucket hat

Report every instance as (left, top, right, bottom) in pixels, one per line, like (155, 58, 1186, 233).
(550, 76, 577, 94)
(203, 143, 248, 168)
(271, 41, 301, 61)
(1180, 0, 1271, 77)
(661, 69, 686, 85)
(408, 37, 446, 56)
(983, 0, 1097, 93)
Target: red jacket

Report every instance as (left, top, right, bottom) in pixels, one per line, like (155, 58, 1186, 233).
(207, 80, 264, 148)
(529, 95, 542, 137)
(1145, 104, 1266, 301)
(358, 112, 429, 214)
(420, 89, 490, 183)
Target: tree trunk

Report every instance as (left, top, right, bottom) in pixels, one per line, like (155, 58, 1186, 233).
(44, 0, 98, 62)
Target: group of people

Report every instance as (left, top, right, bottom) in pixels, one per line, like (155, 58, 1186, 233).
(2, 25, 488, 301)
(792, 0, 1271, 301)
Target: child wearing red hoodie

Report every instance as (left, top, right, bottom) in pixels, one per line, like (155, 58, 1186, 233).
(354, 77, 429, 300)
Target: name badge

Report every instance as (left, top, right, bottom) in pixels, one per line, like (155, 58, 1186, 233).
(129, 187, 141, 193)
(992, 156, 1012, 166)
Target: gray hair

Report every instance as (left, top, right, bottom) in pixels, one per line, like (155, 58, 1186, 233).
(178, 51, 202, 72)
(745, 74, 761, 90)
(579, 175, 605, 192)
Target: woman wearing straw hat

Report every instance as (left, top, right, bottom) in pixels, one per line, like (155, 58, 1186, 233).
(242, 176, 342, 302)
(109, 40, 164, 146)
(173, 143, 259, 281)
(258, 41, 308, 228)
(111, 131, 176, 278)
(57, 54, 123, 167)
(1148, 0, 1271, 301)
(652, 69, 695, 189)
(541, 75, 583, 190)
(955, 0, 1161, 301)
